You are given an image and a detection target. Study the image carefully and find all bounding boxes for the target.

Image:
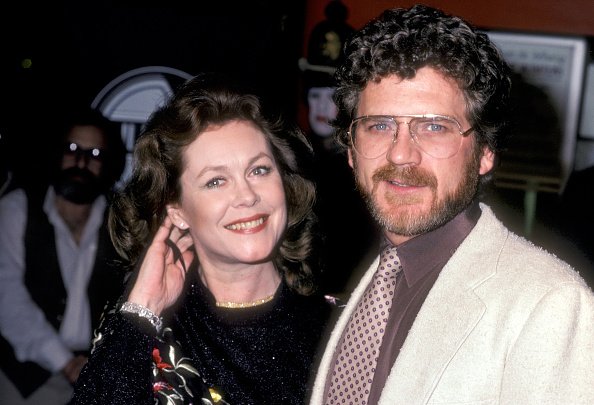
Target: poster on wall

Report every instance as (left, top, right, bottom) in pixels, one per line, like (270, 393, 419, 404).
(575, 64, 594, 171)
(486, 31, 587, 192)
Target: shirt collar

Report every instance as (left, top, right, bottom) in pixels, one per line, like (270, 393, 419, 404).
(45, 186, 107, 237)
(383, 200, 481, 287)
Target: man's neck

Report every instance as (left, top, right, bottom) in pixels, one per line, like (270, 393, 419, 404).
(54, 195, 94, 245)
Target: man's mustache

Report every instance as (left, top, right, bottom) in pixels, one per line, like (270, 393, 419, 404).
(372, 165, 437, 189)
(60, 166, 97, 183)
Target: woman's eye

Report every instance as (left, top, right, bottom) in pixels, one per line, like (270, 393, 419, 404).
(205, 177, 225, 189)
(251, 165, 272, 176)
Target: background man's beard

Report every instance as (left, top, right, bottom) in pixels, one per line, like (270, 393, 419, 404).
(355, 152, 481, 237)
(53, 167, 104, 205)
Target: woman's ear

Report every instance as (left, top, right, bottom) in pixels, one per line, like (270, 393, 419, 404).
(166, 204, 189, 230)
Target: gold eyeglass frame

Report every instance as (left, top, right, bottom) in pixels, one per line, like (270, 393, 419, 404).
(348, 114, 474, 159)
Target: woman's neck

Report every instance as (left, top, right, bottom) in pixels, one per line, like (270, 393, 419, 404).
(199, 261, 281, 306)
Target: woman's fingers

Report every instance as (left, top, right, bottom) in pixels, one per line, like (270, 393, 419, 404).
(129, 217, 191, 313)
(176, 232, 194, 253)
(165, 227, 194, 273)
(150, 216, 175, 256)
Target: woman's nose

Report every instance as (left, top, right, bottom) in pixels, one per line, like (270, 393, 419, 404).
(233, 181, 260, 207)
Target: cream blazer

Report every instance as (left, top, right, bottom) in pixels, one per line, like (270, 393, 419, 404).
(310, 204, 594, 405)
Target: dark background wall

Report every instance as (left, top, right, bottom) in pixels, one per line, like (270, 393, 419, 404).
(0, 0, 307, 186)
(304, 0, 594, 40)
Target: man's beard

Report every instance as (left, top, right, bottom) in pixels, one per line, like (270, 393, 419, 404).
(354, 147, 482, 237)
(53, 167, 104, 205)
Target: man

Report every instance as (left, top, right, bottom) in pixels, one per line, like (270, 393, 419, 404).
(310, 5, 594, 405)
(0, 107, 127, 404)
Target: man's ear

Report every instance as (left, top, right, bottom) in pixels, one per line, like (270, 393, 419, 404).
(166, 204, 189, 230)
(347, 148, 354, 169)
(479, 146, 495, 175)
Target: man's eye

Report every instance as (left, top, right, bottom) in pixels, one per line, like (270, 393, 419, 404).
(369, 122, 392, 132)
(416, 120, 455, 135)
(427, 123, 445, 132)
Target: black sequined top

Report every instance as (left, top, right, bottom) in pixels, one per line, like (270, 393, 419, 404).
(71, 276, 334, 405)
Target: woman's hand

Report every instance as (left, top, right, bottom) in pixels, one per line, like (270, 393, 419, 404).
(62, 354, 88, 384)
(127, 216, 194, 315)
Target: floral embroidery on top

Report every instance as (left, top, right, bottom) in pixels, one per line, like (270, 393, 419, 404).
(89, 300, 233, 404)
(151, 327, 230, 405)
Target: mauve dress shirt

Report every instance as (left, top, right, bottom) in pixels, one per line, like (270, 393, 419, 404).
(366, 201, 481, 404)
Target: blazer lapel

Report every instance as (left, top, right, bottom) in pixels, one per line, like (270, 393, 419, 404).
(310, 256, 381, 404)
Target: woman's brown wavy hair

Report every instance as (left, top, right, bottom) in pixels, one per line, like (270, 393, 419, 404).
(109, 73, 318, 295)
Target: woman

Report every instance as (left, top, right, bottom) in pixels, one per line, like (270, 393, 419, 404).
(71, 74, 334, 404)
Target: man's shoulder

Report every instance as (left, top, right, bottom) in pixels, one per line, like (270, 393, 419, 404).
(1, 185, 51, 207)
(0, 188, 28, 215)
(0, 187, 26, 202)
(465, 204, 582, 278)
(475, 206, 589, 289)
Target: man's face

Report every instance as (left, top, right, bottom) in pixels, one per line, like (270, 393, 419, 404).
(54, 125, 107, 204)
(348, 67, 494, 245)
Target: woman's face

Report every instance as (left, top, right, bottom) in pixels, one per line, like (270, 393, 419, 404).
(168, 120, 287, 269)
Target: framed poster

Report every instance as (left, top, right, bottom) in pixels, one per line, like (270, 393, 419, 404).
(486, 31, 588, 191)
(579, 64, 594, 139)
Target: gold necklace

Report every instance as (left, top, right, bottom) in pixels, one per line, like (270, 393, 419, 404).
(215, 293, 275, 309)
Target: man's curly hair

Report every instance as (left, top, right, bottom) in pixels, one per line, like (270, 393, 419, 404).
(333, 4, 513, 158)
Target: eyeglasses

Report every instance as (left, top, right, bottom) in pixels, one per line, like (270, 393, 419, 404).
(63, 142, 104, 162)
(348, 114, 473, 159)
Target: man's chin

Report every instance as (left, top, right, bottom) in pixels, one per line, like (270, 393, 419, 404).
(370, 193, 456, 235)
(374, 206, 431, 236)
(55, 182, 101, 204)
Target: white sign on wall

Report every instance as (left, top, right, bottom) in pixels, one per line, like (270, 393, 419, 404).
(486, 31, 587, 188)
(579, 64, 594, 139)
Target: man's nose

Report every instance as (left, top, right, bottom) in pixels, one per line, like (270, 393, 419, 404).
(386, 123, 422, 165)
(74, 151, 91, 167)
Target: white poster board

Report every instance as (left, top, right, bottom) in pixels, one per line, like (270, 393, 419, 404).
(579, 64, 594, 139)
(486, 31, 587, 190)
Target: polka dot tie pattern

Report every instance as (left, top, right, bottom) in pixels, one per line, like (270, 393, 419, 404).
(325, 245, 402, 404)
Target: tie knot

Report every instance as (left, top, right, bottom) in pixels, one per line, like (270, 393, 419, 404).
(378, 245, 402, 277)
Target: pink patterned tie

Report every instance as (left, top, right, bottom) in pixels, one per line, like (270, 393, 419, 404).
(325, 245, 402, 404)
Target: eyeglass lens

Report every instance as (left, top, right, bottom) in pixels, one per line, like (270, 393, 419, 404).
(64, 142, 103, 161)
(350, 115, 464, 159)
